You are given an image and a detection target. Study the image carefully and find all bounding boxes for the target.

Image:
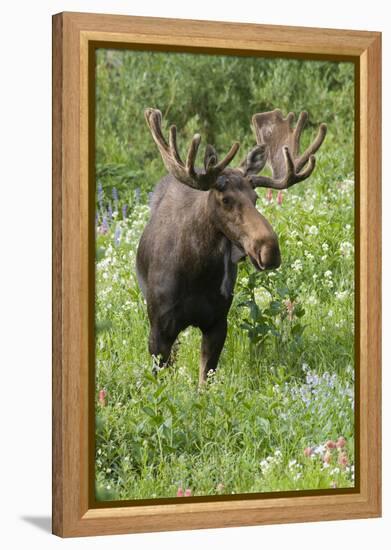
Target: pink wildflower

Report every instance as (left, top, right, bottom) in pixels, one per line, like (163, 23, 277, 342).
(184, 488, 192, 497)
(285, 299, 295, 321)
(98, 389, 107, 407)
(277, 191, 284, 205)
(304, 447, 313, 457)
(336, 436, 346, 449)
(266, 189, 273, 202)
(324, 451, 332, 464)
(338, 452, 349, 468)
(326, 440, 337, 449)
(177, 487, 184, 497)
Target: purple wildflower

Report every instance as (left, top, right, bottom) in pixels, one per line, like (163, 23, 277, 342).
(108, 203, 113, 221)
(112, 186, 119, 203)
(98, 216, 109, 235)
(122, 204, 128, 220)
(135, 187, 141, 204)
(114, 225, 121, 246)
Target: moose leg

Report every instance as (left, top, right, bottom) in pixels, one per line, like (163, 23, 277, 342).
(148, 324, 178, 373)
(199, 319, 227, 386)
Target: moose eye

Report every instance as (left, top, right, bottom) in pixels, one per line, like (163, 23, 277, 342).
(222, 196, 231, 206)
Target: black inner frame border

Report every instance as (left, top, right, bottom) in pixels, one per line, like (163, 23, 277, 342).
(87, 40, 361, 509)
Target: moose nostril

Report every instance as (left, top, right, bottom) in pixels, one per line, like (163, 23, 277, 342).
(261, 244, 281, 270)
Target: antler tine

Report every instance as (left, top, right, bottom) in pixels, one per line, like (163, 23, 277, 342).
(211, 142, 240, 174)
(249, 109, 326, 190)
(168, 125, 183, 165)
(248, 149, 316, 190)
(145, 108, 240, 191)
(185, 133, 202, 179)
(296, 122, 327, 172)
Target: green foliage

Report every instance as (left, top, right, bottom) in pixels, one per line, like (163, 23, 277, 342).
(94, 49, 355, 500)
(96, 49, 354, 201)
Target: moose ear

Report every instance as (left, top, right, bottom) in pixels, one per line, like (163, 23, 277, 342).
(204, 144, 218, 172)
(240, 144, 268, 176)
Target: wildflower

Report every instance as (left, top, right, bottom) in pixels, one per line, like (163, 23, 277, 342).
(304, 250, 314, 260)
(122, 204, 128, 219)
(322, 243, 329, 252)
(323, 451, 332, 464)
(184, 488, 192, 497)
(336, 436, 346, 448)
(98, 389, 107, 406)
(326, 440, 336, 449)
(291, 259, 303, 272)
(266, 189, 273, 202)
(216, 483, 225, 493)
(338, 452, 349, 468)
(285, 299, 295, 321)
(324, 270, 333, 278)
(330, 481, 337, 489)
(307, 225, 319, 236)
(135, 187, 141, 203)
(112, 186, 119, 203)
(277, 191, 284, 205)
(98, 216, 109, 235)
(304, 447, 313, 457)
(177, 487, 184, 497)
(114, 225, 121, 247)
(340, 241, 353, 257)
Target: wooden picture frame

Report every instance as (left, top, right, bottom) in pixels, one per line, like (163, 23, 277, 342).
(52, 11, 381, 537)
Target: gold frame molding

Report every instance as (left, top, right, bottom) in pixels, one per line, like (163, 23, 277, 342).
(52, 11, 381, 537)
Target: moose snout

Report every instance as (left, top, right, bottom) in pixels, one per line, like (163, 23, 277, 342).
(260, 241, 281, 270)
(246, 235, 281, 271)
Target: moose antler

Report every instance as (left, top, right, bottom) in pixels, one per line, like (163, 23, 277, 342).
(145, 108, 240, 191)
(248, 109, 327, 189)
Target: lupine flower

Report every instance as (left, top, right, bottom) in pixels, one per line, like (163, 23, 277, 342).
(112, 186, 119, 203)
(336, 436, 346, 448)
(98, 389, 107, 406)
(176, 487, 184, 497)
(277, 191, 284, 205)
(114, 225, 121, 246)
(98, 216, 109, 235)
(135, 187, 141, 204)
(184, 488, 192, 497)
(122, 204, 128, 220)
(266, 189, 273, 202)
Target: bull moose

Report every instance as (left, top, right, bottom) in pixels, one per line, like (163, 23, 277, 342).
(136, 108, 327, 385)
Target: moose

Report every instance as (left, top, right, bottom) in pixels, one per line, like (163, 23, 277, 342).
(136, 108, 327, 385)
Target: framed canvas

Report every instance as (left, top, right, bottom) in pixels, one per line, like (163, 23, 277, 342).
(52, 12, 381, 537)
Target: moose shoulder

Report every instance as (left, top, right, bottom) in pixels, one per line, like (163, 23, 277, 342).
(136, 108, 327, 385)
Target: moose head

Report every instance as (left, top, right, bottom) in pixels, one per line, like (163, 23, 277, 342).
(144, 108, 327, 272)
